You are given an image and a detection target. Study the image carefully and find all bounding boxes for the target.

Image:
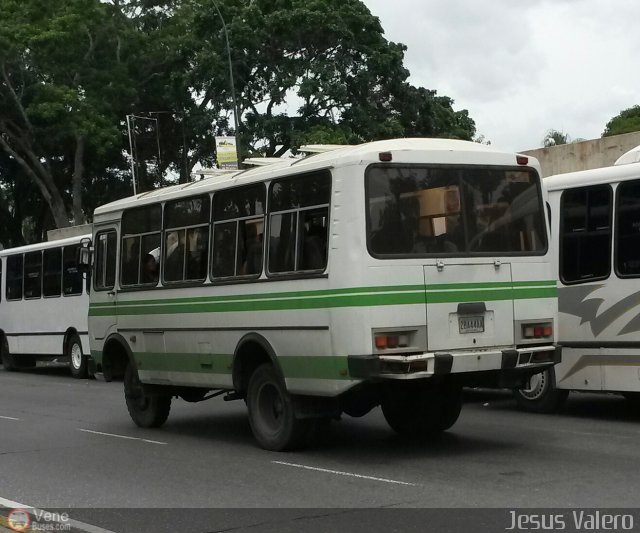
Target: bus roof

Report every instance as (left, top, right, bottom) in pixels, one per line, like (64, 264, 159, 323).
(0, 233, 92, 256)
(544, 160, 640, 192)
(93, 138, 538, 222)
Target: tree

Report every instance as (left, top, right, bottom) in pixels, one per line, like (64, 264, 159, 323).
(0, 0, 139, 228)
(602, 105, 640, 137)
(543, 129, 570, 147)
(0, 0, 477, 239)
(184, 0, 475, 156)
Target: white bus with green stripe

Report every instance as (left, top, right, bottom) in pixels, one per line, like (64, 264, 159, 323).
(85, 138, 559, 450)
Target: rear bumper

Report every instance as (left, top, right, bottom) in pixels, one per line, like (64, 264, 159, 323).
(348, 344, 560, 385)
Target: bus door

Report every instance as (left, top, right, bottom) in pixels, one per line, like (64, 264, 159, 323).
(424, 261, 514, 352)
(90, 229, 119, 343)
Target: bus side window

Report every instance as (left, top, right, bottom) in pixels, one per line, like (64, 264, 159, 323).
(63, 245, 83, 295)
(212, 184, 265, 280)
(163, 195, 210, 283)
(6, 254, 24, 300)
(560, 185, 612, 283)
(615, 179, 640, 277)
(24, 251, 43, 299)
(95, 231, 117, 290)
(268, 171, 331, 274)
(43, 248, 62, 297)
(121, 205, 161, 287)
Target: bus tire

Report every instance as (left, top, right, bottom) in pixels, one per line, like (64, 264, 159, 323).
(247, 363, 311, 451)
(124, 363, 171, 428)
(1, 337, 19, 371)
(67, 334, 88, 379)
(513, 368, 568, 414)
(381, 380, 463, 438)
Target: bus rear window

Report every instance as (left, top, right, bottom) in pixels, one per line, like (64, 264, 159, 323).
(366, 165, 547, 256)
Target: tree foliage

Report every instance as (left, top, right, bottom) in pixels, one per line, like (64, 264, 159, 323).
(602, 105, 640, 137)
(542, 129, 570, 147)
(0, 0, 476, 245)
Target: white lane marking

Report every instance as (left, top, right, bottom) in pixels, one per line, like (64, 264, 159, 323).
(0, 496, 116, 533)
(0, 415, 21, 421)
(272, 460, 418, 486)
(77, 428, 167, 445)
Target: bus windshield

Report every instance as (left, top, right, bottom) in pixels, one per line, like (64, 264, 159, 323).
(367, 165, 547, 256)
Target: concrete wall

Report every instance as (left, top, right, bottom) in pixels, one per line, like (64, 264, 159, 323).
(521, 131, 640, 177)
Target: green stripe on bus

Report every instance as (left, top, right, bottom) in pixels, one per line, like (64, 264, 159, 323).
(88, 280, 556, 309)
(131, 352, 349, 380)
(88, 281, 556, 316)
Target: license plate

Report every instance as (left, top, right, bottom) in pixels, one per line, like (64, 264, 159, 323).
(459, 315, 485, 334)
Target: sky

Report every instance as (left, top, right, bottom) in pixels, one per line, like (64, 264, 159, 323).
(361, 0, 640, 152)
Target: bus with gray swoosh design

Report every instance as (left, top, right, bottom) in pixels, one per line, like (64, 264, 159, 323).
(515, 145, 640, 412)
(83, 138, 559, 450)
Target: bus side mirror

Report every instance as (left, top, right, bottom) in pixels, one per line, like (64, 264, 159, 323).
(77, 239, 92, 274)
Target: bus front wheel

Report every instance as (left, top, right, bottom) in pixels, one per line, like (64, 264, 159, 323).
(513, 368, 568, 414)
(68, 334, 88, 379)
(124, 363, 171, 428)
(247, 363, 311, 451)
(381, 380, 463, 438)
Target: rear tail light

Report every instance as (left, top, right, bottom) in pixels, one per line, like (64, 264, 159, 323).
(522, 322, 553, 339)
(374, 331, 413, 350)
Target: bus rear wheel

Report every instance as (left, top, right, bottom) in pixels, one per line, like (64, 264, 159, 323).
(247, 363, 311, 451)
(124, 363, 171, 428)
(67, 334, 88, 379)
(1, 337, 18, 371)
(513, 368, 568, 413)
(381, 380, 463, 438)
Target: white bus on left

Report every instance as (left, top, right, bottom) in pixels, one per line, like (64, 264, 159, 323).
(0, 233, 92, 377)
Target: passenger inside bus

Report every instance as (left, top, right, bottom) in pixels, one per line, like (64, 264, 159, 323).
(142, 248, 159, 283)
(165, 230, 185, 281)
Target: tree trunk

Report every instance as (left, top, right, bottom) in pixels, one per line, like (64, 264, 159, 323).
(72, 135, 86, 224)
(0, 135, 70, 228)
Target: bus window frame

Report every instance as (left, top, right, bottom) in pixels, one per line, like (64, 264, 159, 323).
(210, 184, 266, 282)
(120, 205, 162, 289)
(62, 244, 84, 297)
(42, 247, 63, 299)
(559, 183, 613, 286)
(94, 229, 118, 292)
(265, 171, 331, 278)
(364, 163, 549, 260)
(162, 195, 211, 286)
(23, 250, 43, 300)
(614, 179, 640, 279)
(6, 253, 24, 301)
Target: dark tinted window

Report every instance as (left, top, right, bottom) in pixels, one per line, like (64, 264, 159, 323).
(268, 172, 330, 274)
(212, 185, 266, 279)
(63, 245, 83, 295)
(6, 254, 23, 300)
(24, 251, 42, 299)
(561, 185, 612, 283)
(95, 231, 117, 290)
(164, 196, 210, 227)
(121, 205, 161, 287)
(616, 180, 640, 277)
(122, 205, 162, 235)
(43, 248, 62, 297)
(270, 172, 331, 211)
(163, 196, 210, 283)
(214, 185, 264, 221)
(367, 166, 546, 256)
